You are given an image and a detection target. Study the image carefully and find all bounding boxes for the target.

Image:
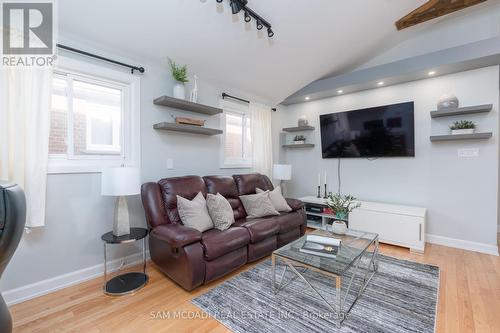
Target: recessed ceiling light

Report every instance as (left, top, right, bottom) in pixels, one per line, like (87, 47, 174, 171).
(337, 90, 343, 94)
(377, 81, 384, 86)
(428, 71, 436, 76)
(305, 96, 310, 100)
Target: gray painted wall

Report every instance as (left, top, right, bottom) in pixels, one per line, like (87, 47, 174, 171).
(273, 66, 499, 246)
(0, 39, 264, 293)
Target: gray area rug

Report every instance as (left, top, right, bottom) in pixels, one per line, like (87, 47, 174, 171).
(192, 254, 439, 333)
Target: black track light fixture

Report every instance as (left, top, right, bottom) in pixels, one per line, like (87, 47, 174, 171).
(230, 0, 241, 14)
(244, 10, 251, 22)
(256, 19, 263, 30)
(218, 0, 274, 38)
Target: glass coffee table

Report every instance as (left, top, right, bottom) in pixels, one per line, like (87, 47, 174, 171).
(272, 229, 379, 326)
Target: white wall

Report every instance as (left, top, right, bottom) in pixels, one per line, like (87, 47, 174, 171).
(0, 37, 267, 299)
(273, 66, 499, 248)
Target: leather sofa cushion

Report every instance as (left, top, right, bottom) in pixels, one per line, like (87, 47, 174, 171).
(158, 176, 207, 224)
(203, 176, 246, 220)
(233, 173, 274, 195)
(285, 198, 304, 211)
(151, 224, 202, 248)
(201, 227, 250, 260)
(233, 216, 280, 243)
(275, 211, 306, 233)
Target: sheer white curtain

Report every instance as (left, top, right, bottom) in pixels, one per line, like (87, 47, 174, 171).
(0, 65, 52, 227)
(250, 102, 273, 177)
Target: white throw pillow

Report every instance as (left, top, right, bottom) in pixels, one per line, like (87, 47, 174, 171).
(239, 191, 280, 219)
(176, 192, 214, 232)
(257, 187, 292, 212)
(206, 193, 235, 231)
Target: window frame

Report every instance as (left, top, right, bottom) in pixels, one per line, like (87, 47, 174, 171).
(220, 99, 252, 169)
(47, 56, 140, 174)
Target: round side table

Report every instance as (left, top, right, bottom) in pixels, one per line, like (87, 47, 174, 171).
(101, 227, 149, 296)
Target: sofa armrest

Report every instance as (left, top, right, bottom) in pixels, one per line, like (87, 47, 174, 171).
(286, 198, 304, 211)
(151, 224, 202, 248)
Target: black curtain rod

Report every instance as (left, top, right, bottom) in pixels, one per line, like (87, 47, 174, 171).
(222, 92, 277, 112)
(56, 44, 145, 74)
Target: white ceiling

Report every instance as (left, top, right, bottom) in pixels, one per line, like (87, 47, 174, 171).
(59, 0, 434, 105)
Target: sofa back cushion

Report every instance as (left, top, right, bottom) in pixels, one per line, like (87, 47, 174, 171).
(233, 173, 274, 195)
(203, 176, 246, 220)
(158, 176, 207, 224)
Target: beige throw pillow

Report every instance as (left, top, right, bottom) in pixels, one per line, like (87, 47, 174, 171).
(256, 186, 292, 212)
(206, 193, 235, 231)
(239, 191, 280, 219)
(176, 192, 214, 232)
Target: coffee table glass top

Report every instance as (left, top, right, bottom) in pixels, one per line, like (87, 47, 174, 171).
(273, 229, 378, 276)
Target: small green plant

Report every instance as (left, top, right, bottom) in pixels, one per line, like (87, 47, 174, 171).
(294, 135, 306, 141)
(168, 58, 189, 83)
(450, 120, 475, 130)
(327, 193, 361, 217)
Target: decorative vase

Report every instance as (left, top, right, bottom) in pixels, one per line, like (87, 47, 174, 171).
(298, 115, 308, 127)
(331, 220, 348, 235)
(437, 94, 459, 110)
(173, 82, 186, 100)
(452, 128, 474, 135)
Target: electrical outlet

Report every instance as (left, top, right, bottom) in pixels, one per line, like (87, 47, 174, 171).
(167, 158, 174, 169)
(458, 148, 479, 158)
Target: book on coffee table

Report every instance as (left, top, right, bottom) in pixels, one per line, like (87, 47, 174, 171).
(299, 235, 341, 259)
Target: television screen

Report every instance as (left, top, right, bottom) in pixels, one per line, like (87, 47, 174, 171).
(320, 101, 415, 158)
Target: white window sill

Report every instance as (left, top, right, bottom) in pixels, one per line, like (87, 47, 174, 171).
(220, 164, 252, 169)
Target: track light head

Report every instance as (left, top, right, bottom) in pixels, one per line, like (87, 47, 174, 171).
(230, 0, 241, 14)
(216, 0, 223, 3)
(256, 19, 263, 30)
(267, 27, 274, 37)
(244, 10, 251, 22)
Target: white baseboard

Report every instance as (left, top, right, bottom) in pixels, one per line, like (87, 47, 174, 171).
(426, 234, 498, 256)
(2, 251, 150, 306)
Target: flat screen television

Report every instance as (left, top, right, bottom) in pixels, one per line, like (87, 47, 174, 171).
(320, 101, 415, 158)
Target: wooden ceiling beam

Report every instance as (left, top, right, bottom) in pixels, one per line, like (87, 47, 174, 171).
(396, 0, 487, 30)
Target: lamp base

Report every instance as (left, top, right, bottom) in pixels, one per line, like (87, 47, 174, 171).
(113, 196, 130, 237)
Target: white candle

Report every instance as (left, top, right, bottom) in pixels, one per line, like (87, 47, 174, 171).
(318, 173, 320, 187)
(324, 172, 327, 185)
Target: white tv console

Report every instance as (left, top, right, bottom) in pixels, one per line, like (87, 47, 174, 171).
(299, 196, 427, 253)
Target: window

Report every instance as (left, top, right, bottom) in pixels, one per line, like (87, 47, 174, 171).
(48, 57, 140, 174)
(221, 100, 252, 168)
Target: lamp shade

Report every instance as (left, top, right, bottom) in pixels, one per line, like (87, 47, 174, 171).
(101, 167, 141, 196)
(273, 164, 292, 181)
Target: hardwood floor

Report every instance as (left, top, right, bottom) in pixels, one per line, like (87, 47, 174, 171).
(10, 236, 500, 333)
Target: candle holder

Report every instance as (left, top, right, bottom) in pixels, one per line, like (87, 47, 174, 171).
(323, 184, 328, 199)
(316, 186, 321, 198)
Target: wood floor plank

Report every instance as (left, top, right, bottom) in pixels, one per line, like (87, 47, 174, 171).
(9, 234, 500, 333)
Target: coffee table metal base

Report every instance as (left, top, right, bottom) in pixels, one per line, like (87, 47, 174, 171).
(272, 238, 379, 327)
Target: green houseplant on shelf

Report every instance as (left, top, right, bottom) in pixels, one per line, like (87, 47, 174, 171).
(326, 193, 361, 235)
(168, 57, 189, 100)
(450, 120, 475, 135)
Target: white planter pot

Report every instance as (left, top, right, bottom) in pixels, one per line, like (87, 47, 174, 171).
(294, 140, 305, 145)
(452, 129, 474, 135)
(173, 83, 186, 100)
(331, 220, 348, 235)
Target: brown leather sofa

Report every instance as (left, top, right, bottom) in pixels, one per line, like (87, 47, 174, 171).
(141, 173, 306, 291)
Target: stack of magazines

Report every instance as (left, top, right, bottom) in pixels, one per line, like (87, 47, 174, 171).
(300, 234, 341, 258)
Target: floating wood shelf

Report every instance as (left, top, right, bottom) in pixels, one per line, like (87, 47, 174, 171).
(430, 132, 492, 142)
(282, 126, 315, 132)
(153, 122, 223, 136)
(153, 96, 223, 115)
(430, 104, 492, 118)
(282, 144, 315, 148)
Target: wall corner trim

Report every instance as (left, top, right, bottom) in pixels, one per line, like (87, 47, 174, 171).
(2, 251, 150, 306)
(426, 234, 499, 256)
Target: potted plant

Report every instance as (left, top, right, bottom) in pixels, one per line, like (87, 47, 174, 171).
(168, 58, 189, 100)
(326, 193, 361, 234)
(293, 135, 306, 144)
(450, 120, 475, 135)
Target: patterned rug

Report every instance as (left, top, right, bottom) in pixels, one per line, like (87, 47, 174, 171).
(192, 254, 440, 333)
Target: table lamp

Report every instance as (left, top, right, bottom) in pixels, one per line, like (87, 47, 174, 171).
(101, 167, 141, 237)
(273, 164, 292, 194)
